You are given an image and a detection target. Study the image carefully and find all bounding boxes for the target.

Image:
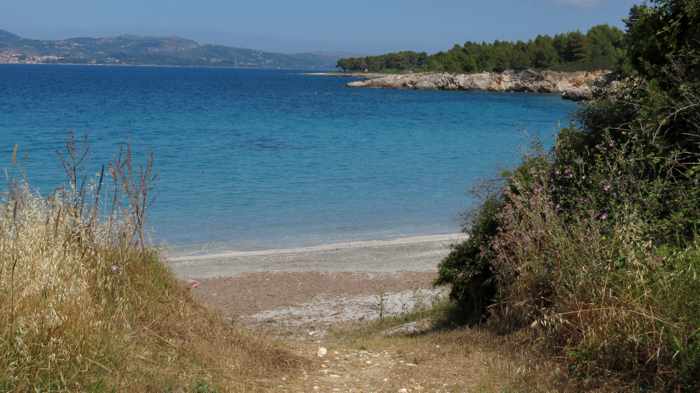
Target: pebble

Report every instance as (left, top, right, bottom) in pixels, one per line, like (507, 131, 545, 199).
(317, 347, 328, 357)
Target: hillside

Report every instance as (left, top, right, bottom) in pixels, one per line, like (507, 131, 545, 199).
(0, 29, 338, 69)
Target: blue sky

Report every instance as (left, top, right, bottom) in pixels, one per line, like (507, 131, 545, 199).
(1, 0, 641, 54)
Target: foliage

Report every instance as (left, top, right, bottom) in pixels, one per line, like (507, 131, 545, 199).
(337, 24, 624, 73)
(625, 0, 700, 86)
(436, 195, 501, 324)
(489, 160, 700, 390)
(437, 0, 700, 390)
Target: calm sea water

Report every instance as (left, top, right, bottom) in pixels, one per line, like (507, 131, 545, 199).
(0, 64, 577, 250)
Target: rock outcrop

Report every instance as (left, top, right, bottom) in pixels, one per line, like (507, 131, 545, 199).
(347, 69, 609, 100)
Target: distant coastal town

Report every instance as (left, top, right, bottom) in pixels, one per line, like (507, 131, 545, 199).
(0, 51, 65, 64)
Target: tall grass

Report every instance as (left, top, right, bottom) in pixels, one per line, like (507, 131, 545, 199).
(0, 135, 301, 392)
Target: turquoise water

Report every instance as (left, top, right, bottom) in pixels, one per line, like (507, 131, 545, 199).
(0, 65, 576, 250)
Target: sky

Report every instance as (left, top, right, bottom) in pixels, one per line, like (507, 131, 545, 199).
(0, 0, 642, 55)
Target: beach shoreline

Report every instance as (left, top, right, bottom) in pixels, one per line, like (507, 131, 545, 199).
(167, 232, 466, 279)
(344, 69, 607, 100)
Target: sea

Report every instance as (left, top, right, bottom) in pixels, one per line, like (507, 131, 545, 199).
(0, 64, 577, 251)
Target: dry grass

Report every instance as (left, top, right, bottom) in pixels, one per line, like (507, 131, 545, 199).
(301, 303, 601, 393)
(0, 138, 302, 392)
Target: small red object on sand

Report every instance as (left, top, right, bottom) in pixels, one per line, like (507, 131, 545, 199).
(188, 279, 200, 289)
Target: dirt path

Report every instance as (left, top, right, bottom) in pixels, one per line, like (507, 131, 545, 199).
(180, 234, 559, 392)
(192, 271, 492, 392)
(187, 270, 560, 393)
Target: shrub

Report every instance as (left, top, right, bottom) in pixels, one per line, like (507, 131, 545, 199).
(491, 162, 699, 389)
(436, 151, 551, 325)
(436, 194, 501, 323)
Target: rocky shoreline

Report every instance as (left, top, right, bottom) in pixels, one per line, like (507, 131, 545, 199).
(346, 69, 609, 101)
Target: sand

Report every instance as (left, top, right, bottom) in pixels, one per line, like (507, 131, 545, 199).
(171, 233, 465, 333)
(191, 271, 443, 321)
(167, 233, 466, 279)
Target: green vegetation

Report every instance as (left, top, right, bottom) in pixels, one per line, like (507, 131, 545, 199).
(437, 0, 700, 391)
(337, 24, 624, 73)
(0, 137, 301, 392)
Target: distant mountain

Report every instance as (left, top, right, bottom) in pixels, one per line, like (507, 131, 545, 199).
(0, 29, 338, 69)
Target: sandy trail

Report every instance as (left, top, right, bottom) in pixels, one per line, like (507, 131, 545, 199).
(174, 234, 464, 338)
(175, 233, 511, 392)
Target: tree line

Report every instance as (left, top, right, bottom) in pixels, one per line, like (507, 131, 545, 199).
(337, 24, 624, 73)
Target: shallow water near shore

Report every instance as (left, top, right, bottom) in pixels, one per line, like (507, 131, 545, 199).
(0, 64, 576, 250)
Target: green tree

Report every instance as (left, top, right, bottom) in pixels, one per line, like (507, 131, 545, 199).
(531, 35, 559, 68)
(552, 33, 569, 62)
(626, 0, 700, 85)
(337, 24, 627, 73)
(564, 31, 588, 63)
(510, 41, 532, 70)
(586, 24, 624, 69)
